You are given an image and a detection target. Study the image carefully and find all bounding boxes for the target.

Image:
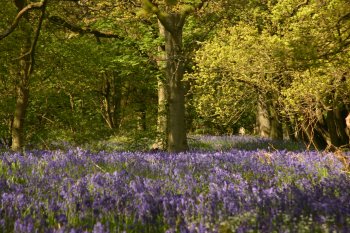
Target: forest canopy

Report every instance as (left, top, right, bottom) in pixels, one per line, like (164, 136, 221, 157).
(0, 0, 350, 152)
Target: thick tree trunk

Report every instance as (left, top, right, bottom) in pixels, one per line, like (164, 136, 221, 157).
(163, 15, 188, 153)
(154, 16, 188, 152)
(142, 1, 193, 152)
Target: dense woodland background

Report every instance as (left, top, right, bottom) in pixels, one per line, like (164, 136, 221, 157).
(1, 0, 350, 152)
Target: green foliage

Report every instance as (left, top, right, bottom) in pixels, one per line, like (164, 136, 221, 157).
(0, 3, 26, 145)
(80, 131, 158, 152)
(190, 0, 350, 141)
(142, 0, 159, 13)
(0, 1, 160, 148)
(188, 24, 277, 132)
(1, 0, 350, 149)
(282, 63, 350, 124)
(165, 0, 178, 7)
(219, 212, 257, 233)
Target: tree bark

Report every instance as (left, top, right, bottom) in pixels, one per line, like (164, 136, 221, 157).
(11, 74, 30, 151)
(256, 96, 270, 138)
(142, 0, 205, 152)
(10, 0, 46, 151)
(346, 113, 350, 142)
(101, 74, 122, 131)
(11, 3, 32, 151)
(154, 15, 188, 152)
(137, 104, 147, 131)
(155, 79, 168, 148)
(326, 109, 342, 147)
(334, 107, 349, 145)
(162, 14, 188, 152)
(302, 120, 327, 150)
(320, 107, 349, 148)
(153, 21, 169, 150)
(269, 103, 283, 140)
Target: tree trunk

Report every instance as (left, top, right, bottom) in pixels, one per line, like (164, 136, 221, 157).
(334, 107, 349, 145)
(155, 79, 169, 149)
(11, 79, 30, 151)
(101, 74, 122, 131)
(302, 120, 327, 150)
(326, 109, 342, 147)
(10, 0, 46, 151)
(256, 96, 270, 138)
(346, 113, 350, 142)
(163, 15, 188, 153)
(153, 21, 168, 150)
(269, 103, 283, 140)
(11, 10, 32, 151)
(137, 105, 147, 131)
(142, 1, 192, 152)
(316, 107, 348, 149)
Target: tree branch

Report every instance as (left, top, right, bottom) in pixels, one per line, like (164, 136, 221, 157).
(142, 0, 210, 36)
(319, 40, 350, 59)
(48, 16, 123, 39)
(48, 15, 157, 64)
(197, 0, 210, 10)
(142, 0, 174, 34)
(28, 0, 48, 75)
(0, 2, 44, 40)
(290, 0, 310, 18)
(178, 0, 210, 28)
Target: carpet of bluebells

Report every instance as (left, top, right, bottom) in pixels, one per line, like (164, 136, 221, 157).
(1, 136, 350, 232)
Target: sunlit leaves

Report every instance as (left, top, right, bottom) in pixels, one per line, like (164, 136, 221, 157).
(190, 23, 289, 128)
(190, 0, 350, 136)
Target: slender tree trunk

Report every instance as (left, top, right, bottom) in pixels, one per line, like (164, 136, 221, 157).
(284, 117, 297, 141)
(334, 107, 348, 145)
(269, 103, 283, 140)
(11, 10, 32, 151)
(153, 21, 168, 150)
(137, 104, 147, 131)
(101, 75, 122, 131)
(326, 109, 342, 147)
(346, 113, 350, 142)
(10, 0, 46, 151)
(302, 120, 327, 150)
(256, 96, 270, 138)
(155, 80, 168, 148)
(314, 107, 348, 149)
(11, 73, 30, 151)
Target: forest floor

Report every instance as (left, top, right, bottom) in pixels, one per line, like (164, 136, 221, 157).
(0, 136, 349, 232)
